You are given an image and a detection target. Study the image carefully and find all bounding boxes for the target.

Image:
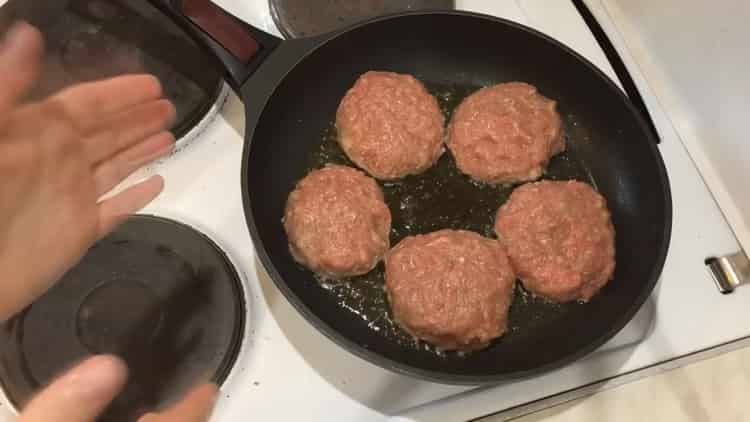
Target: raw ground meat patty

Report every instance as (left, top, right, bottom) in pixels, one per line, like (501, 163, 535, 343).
(336, 71, 445, 180)
(495, 180, 615, 302)
(284, 165, 392, 278)
(385, 230, 516, 351)
(447, 82, 564, 184)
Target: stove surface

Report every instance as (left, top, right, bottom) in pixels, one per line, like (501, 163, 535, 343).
(0, 216, 245, 421)
(0, 1, 745, 421)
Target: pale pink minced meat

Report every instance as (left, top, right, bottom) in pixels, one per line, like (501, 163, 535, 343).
(284, 165, 392, 279)
(336, 71, 445, 180)
(385, 230, 516, 351)
(495, 180, 615, 302)
(447, 82, 564, 184)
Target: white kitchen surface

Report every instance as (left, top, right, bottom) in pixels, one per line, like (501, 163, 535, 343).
(600, 0, 750, 255)
(483, 343, 750, 422)
(1, 1, 747, 421)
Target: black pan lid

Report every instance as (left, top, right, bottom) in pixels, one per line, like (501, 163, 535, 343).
(269, 0, 455, 38)
(0, 0, 224, 139)
(0, 215, 245, 421)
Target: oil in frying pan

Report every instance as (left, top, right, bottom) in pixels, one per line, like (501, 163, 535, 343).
(307, 81, 595, 356)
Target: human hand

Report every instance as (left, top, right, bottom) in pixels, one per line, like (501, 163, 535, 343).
(0, 22, 177, 320)
(17, 355, 218, 422)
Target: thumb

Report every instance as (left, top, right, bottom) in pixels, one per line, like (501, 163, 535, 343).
(18, 355, 128, 422)
(0, 21, 43, 113)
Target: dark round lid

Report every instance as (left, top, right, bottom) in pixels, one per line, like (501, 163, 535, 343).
(0, 0, 224, 138)
(0, 215, 245, 421)
(269, 0, 455, 38)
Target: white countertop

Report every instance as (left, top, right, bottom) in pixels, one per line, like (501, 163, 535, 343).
(481, 342, 750, 421)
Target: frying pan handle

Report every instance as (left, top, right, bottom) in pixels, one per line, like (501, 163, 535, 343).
(146, 0, 281, 92)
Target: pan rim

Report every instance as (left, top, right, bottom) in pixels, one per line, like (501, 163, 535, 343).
(240, 10, 673, 385)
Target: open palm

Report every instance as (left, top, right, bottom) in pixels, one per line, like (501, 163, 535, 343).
(0, 22, 218, 422)
(0, 23, 177, 320)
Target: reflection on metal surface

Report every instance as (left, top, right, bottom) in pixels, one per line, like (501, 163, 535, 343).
(269, 0, 455, 38)
(706, 251, 750, 294)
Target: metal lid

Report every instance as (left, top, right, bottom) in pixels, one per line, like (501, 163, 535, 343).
(0, 0, 224, 139)
(269, 0, 455, 38)
(0, 215, 245, 421)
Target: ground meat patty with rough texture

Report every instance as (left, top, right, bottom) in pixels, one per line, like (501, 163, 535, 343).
(447, 82, 564, 184)
(336, 71, 445, 180)
(495, 180, 615, 302)
(385, 230, 516, 351)
(284, 165, 392, 278)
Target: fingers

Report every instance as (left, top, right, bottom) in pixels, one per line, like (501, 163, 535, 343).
(139, 384, 218, 422)
(18, 355, 127, 422)
(93, 131, 175, 197)
(97, 175, 164, 238)
(50, 74, 164, 133)
(0, 22, 43, 113)
(86, 98, 176, 164)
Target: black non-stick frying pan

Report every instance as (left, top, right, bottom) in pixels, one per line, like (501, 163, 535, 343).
(150, 0, 671, 384)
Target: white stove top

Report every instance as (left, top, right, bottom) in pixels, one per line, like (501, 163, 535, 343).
(1, 1, 747, 421)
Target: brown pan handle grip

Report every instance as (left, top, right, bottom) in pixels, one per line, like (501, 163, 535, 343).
(181, 0, 260, 62)
(147, 0, 281, 92)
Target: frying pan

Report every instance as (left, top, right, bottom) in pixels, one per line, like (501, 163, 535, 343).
(150, 0, 671, 384)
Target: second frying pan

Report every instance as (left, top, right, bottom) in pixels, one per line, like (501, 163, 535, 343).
(151, 0, 671, 384)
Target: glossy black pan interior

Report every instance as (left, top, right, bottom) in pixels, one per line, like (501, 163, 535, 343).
(153, 1, 671, 384)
